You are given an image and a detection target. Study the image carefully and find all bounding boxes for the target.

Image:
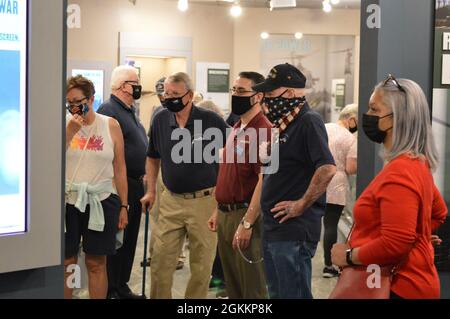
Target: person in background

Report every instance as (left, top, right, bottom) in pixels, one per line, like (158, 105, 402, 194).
(208, 71, 270, 299)
(97, 65, 148, 299)
(65, 75, 128, 299)
(193, 91, 204, 105)
(254, 63, 336, 299)
(141, 72, 229, 299)
(322, 104, 358, 278)
(332, 75, 448, 299)
(198, 100, 224, 118)
(197, 98, 227, 297)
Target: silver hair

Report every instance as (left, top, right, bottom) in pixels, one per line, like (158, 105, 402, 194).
(110, 65, 138, 91)
(166, 72, 194, 92)
(339, 103, 358, 120)
(375, 78, 438, 171)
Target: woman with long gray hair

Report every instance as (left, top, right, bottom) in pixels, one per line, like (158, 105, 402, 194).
(331, 75, 447, 299)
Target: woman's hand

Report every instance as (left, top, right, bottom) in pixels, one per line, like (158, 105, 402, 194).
(431, 235, 442, 246)
(331, 243, 351, 267)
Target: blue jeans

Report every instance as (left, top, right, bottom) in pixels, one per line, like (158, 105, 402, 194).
(263, 240, 318, 299)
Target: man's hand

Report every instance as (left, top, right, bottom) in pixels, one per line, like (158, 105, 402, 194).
(208, 209, 218, 232)
(271, 199, 306, 224)
(140, 191, 156, 214)
(118, 207, 128, 230)
(232, 224, 252, 251)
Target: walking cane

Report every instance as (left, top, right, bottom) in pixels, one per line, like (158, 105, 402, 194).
(141, 207, 150, 299)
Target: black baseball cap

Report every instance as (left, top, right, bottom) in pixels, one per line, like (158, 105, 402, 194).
(252, 63, 307, 92)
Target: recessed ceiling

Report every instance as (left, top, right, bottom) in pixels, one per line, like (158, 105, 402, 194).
(165, 0, 361, 9)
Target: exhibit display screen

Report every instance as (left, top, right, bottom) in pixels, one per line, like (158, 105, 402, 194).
(0, 0, 27, 235)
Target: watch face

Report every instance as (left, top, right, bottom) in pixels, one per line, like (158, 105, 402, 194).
(243, 221, 251, 229)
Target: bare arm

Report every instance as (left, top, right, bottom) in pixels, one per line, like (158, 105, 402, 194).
(109, 118, 128, 229)
(145, 157, 160, 196)
(140, 157, 161, 212)
(66, 115, 84, 150)
(345, 157, 357, 175)
(244, 174, 264, 225)
(301, 164, 337, 209)
(272, 164, 336, 223)
(233, 174, 264, 250)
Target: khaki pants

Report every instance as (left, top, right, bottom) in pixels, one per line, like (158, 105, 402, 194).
(149, 174, 186, 261)
(150, 188, 217, 299)
(217, 208, 268, 299)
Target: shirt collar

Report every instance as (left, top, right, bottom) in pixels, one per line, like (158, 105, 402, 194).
(169, 105, 198, 128)
(234, 111, 265, 131)
(111, 94, 135, 113)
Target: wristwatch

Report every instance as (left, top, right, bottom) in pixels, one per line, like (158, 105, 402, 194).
(121, 204, 130, 212)
(241, 219, 253, 230)
(346, 248, 356, 266)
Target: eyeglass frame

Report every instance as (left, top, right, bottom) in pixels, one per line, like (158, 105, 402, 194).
(66, 96, 88, 109)
(383, 74, 406, 93)
(229, 87, 256, 95)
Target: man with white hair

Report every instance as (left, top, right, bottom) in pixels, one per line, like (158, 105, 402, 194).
(98, 65, 148, 299)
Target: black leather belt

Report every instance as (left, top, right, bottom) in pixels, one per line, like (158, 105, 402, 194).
(218, 203, 249, 212)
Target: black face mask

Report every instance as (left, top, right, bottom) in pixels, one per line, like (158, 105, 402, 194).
(131, 84, 142, 100)
(231, 94, 257, 116)
(263, 90, 305, 124)
(362, 113, 393, 144)
(162, 91, 190, 113)
(349, 119, 358, 133)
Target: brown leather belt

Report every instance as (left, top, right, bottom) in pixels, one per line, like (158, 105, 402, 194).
(170, 187, 215, 200)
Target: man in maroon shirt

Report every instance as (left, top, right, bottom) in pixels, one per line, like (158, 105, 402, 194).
(208, 72, 271, 299)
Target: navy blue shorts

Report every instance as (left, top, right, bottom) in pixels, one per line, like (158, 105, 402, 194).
(65, 194, 120, 258)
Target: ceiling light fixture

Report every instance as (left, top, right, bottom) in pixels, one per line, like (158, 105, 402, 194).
(230, 4, 242, 17)
(178, 0, 188, 12)
(295, 32, 303, 39)
(322, 0, 332, 13)
(330, 0, 340, 5)
(260, 32, 270, 40)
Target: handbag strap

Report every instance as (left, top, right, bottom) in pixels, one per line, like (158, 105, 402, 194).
(66, 124, 95, 196)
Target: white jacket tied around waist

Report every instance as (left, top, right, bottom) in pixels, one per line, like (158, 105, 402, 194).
(66, 179, 123, 249)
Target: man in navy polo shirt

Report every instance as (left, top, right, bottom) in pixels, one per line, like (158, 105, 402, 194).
(98, 65, 148, 299)
(141, 72, 229, 299)
(253, 63, 336, 299)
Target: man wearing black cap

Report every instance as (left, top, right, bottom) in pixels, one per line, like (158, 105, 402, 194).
(253, 63, 336, 299)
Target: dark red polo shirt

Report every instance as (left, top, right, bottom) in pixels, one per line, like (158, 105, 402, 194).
(215, 112, 272, 204)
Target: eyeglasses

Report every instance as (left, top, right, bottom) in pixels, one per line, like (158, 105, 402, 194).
(383, 74, 406, 93)
(230, 88, 255, 95)
(124, 80, 139, 86)
(66, 96, 87, 109)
